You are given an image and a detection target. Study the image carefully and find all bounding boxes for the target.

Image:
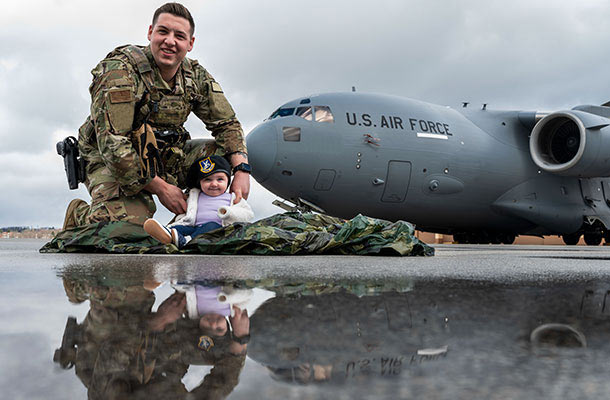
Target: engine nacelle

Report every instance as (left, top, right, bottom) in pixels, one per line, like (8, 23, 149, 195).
(529, 110, 610, 177)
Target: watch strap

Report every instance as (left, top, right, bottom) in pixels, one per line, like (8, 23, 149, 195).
(232, 163, 252, 174)
(232, 334, 250, 344)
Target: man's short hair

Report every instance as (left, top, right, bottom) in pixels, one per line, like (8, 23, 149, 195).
(152, 2, 195, 36)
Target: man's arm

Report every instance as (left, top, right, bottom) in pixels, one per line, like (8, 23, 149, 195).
(90, 59, 151, 195)
(191, 67, 250, 202)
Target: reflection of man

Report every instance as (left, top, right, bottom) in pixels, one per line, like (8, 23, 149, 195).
(56, 277, 250, 399)
(64, 2, 250, 230)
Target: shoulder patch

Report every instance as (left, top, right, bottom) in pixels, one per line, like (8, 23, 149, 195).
(211, 82, 223, 93)
(108, 88, 133, 104)
(101, 68, 132, 87)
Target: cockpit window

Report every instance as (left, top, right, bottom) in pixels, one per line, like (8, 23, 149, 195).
(268, 107, 295, 120)
(268, 105, 334, 123)
(296, 106, 313, 121)
(279, 108, 295, 117)
(314, 106, 334, 123)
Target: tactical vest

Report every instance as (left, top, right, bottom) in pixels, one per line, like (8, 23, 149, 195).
(78, 45, 210, 187)
(117, 45, 202, 131)
(99, 45, 205, 184)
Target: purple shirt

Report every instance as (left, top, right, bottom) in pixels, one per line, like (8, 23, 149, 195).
(195, 192, 231, 226)
(196, 286, 231, 317)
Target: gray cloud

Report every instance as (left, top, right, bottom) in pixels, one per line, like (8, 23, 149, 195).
(2, 0, 610, 226)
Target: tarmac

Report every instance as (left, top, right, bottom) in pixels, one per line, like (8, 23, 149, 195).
(39, 242, 610, 283)
(3, 239, 610, 399)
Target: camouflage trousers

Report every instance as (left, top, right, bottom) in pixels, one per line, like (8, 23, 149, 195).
(64, 139, 216, 229)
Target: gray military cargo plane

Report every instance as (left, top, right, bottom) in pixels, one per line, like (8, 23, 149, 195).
(246, 92, 610, 245)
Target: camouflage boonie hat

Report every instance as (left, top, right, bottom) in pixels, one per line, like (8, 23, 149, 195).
(186, 155, 232, 189)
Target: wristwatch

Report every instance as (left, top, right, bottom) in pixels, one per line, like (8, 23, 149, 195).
(232, 334, 250, 344)
(232, 162, 252, 174)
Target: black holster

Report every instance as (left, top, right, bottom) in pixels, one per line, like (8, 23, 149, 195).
(53, 316, 81, 369)
(56, 136, 86, 190)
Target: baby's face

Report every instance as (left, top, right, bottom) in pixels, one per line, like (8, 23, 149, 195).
(199, 313, 229, 336)
(200, 172, 229, 196)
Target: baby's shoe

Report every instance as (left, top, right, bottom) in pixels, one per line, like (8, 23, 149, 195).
(171, 230, 190, 249)
(143, 219, 172, 244)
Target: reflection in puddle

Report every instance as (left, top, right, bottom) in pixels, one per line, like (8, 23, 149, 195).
(55, 266, 253, 398)
(530, 323, 587, 348)
(52, 263, 610, 398)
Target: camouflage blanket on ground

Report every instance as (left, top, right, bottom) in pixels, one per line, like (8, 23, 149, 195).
(40, 212, 434, 256)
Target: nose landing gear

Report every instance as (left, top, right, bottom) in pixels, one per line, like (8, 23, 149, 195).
(562, 221, 606, 246)
(583, 232, 602, 246)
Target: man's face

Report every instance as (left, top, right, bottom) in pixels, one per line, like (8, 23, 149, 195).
(147, 13, 194, 76)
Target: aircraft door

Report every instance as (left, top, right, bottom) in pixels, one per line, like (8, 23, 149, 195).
(580, 178, 603, 207)
(381, 161, 412, 203)
(314, 169, 336, 191)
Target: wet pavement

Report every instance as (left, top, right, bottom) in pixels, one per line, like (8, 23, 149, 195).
(3, 239, 610, 399)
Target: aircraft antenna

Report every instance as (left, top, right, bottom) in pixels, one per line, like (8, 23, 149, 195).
(352, 86, 356, 92)
(462, 102, 469, 108)
(482, 103, 487, 110)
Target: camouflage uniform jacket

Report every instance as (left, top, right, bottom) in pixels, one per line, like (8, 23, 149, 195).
(78, 44, 247, 196)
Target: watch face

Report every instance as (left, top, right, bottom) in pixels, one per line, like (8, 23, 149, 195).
(235, 163, 252, 173)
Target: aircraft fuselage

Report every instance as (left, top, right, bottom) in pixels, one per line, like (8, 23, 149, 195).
(247, 92, 610, 242)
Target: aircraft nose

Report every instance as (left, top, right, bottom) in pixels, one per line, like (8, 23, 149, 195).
(246, 122, 277, 183)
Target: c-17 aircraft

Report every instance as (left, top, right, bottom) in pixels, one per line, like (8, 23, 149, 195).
(246, 92, 610, 245)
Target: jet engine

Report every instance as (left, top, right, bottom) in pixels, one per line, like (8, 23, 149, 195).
(529, 109, 610, 177)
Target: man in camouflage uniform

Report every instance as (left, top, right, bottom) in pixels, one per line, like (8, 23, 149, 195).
(64, 2, 250, 228)
(56, 271, 248, 398)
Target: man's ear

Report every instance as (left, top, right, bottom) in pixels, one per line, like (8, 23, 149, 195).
(187, 36, 195, 52)
(147, 25, 153, 41)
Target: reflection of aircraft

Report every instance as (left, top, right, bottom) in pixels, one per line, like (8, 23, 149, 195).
(247, 92, 610, 245)
(248, 279, 605, 392)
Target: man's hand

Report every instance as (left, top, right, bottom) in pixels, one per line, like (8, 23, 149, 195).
(148, 291, 186, 331)
(230, 171, 250, 204)
(229, 152, 250, 204)
(229, 305, 250, 337)
(157, 292, 186, 321)
(144, 176, 187, 214)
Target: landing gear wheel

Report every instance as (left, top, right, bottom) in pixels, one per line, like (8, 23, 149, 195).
(453, 233, 464, 243)
(499, 233, 516, 245)
(562, 233, 581, 246)
(489, 233, 501, 245)
(465, 233, 478, 244)
(584, 232, 602, 246)
(474, 232, 490, 244)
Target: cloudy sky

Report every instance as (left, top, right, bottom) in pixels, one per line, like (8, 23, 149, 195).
(2, 0, 610, 227)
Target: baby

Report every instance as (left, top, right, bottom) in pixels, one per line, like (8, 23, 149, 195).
(172, 282, 252, 338)
(144, 155, 254, 248)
